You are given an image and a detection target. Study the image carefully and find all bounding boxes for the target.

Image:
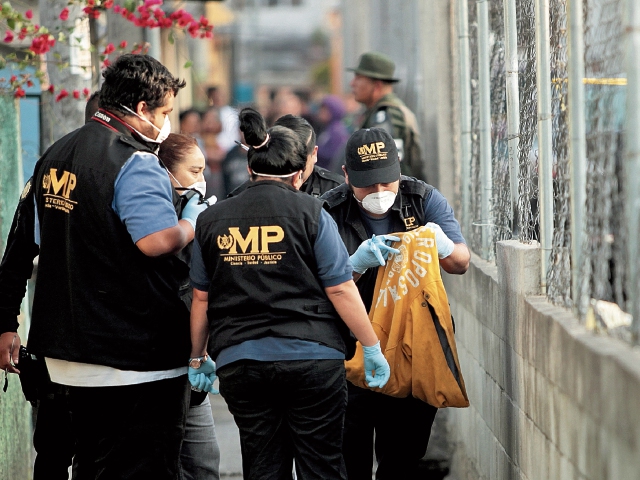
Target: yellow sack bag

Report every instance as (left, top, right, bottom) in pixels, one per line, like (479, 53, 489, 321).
(345, 226, 469, 408)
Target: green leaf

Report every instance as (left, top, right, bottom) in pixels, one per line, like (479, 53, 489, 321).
(183, 60, 192, 68)
(168, 32, 175, 45)
(7, 18, 15, 29)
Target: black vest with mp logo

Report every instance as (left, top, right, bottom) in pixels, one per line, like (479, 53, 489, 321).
(30, 115, 190, 371)
(196, 180, 353, 360)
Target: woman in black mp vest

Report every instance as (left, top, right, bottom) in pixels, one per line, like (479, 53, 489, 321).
(188, 108, 391, 480)
(158, 133, 221, 480)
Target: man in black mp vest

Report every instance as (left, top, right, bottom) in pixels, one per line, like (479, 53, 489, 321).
(321, 128, 470, 480)
(0, 54, 210, 479)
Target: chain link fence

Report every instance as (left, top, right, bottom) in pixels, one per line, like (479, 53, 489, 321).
(490, 0, 512, 257)
(515, 0, 539, 245)
(468, 0, 483, 256)
(461, 0, 631, 334)
(546, 0, 572, 308)
(579, 0, 626, 317)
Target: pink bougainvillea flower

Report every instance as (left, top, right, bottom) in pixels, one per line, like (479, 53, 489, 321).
(25, 10, 33, 19)
(119, 40, 127, 49)
(55, 89, 69, 102)
(72, 90, 80, 99)
(10, 75, 17, 83)
(48, 84, 55, 93)
(4, 30, 14, 43)
(103, 43, 115, 55)
(30, 34, 55, 55)
(14, 87, 26, 99)
(83, 87, 91, 97)
(60, 8, 69, 20)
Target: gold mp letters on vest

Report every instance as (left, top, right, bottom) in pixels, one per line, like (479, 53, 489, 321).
(43, 169, 77, 199)
(357, 142, 388, 162)
(403, 216, 417, 229)
(42, 168, 78, 213)
(218, 226, 285, 254)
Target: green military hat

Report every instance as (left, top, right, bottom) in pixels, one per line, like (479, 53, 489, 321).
(348, 51, 400, 83)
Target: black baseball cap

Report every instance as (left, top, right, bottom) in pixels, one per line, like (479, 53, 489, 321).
(345, 128, 401, 188)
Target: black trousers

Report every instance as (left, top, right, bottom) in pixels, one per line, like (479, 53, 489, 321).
(343, 382, 438, 480)
(218, 359, 348, 480)
(32, 385, 75, 480)
(68, 374, 190, 480)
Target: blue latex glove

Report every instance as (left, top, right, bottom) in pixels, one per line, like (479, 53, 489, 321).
(181, 194, 209, 230)
(425, 223, 455, 259)
(350, 234, 401, 274)
(362, 341, 390, 388)
(188, 357, 219, 394)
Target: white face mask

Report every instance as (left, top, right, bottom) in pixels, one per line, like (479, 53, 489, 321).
(187, 181, 207, 197)
(121, 105, 171, 144)
(167, 170, 207, 197)
(358, 191, 397, 215)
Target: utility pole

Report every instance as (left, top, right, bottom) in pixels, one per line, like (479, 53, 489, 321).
(39, 0, 91, 150)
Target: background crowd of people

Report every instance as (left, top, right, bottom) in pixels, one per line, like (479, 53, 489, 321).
(178, 86, 356, 199)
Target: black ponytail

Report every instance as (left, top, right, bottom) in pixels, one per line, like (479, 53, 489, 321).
(239, 108, 269, 150)
(238, 107, 307, 177)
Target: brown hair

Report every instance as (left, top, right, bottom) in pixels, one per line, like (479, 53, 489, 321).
(158, 133, 199, 174)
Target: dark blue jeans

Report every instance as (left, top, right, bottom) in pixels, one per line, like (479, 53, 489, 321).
(218, 359, 347, 480)
(343, 382, 438, 480)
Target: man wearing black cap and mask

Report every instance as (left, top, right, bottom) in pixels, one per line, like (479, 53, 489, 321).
(321, 128, 470, 480)
(349, 51, 425, 181)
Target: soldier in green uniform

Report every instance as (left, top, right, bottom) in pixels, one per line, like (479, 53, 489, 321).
(348, 51, 425, 181)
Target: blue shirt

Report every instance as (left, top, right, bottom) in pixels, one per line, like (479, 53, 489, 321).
(112, 152, 178, 243)
(190, 208, 353, 367)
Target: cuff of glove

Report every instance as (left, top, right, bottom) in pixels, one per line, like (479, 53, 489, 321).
(362, 341, 382, 356)
(182, 217, 196, 230)
(349, 256, 368, 275)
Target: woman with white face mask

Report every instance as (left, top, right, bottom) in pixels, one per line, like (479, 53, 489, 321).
(159, 133, 208, 198)
(158, 133, 221, 480)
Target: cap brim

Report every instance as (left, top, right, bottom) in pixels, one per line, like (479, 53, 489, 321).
(347, 161, 401, 188)
(346, 67, 401, 83)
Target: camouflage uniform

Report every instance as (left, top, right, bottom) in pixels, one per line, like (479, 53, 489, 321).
(359, 93, 424, 181)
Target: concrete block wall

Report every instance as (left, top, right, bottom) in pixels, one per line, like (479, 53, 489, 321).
(443, 240, 640, 480)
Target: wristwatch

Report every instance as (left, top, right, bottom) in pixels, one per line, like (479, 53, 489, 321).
(188, 354, 208, 369)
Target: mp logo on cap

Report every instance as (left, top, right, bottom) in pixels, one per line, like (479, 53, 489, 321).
(357, 142, 388, 162)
